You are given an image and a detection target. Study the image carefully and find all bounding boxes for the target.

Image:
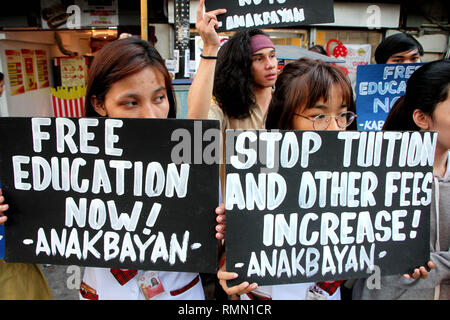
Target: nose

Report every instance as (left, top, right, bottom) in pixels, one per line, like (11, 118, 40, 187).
(139, 104, 157, 119)
(266, 57, 277, 70)
(327, 117, 341, 131)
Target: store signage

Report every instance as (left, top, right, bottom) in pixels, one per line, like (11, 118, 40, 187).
(41, 0, 119, 29)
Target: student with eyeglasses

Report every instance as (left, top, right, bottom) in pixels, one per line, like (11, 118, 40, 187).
(217, 58, 356, 300)
(218, 58, 435, 300)
(266, 58, 357, 132)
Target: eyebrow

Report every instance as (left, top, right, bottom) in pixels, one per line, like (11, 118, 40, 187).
(117, 86, 166, 99)
(251, 49, 276, 57)
(310, 104, 347, 110)
(390, 50, 420, 58)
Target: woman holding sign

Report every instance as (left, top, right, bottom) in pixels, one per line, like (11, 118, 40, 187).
(218, 58, 357, 300)
(79, 37, 225, 300)
(0, 81, 53, 299)
(352, 59, 450, 300)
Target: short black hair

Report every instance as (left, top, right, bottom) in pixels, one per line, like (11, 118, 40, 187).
(375, 33, 424, 64)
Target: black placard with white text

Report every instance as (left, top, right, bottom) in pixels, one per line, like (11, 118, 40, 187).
(205, 0, 335, 32)
(225, 130, 434, 286)
(0, 117, 220, 273)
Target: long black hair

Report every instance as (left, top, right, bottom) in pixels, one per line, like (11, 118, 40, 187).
(213, 28, 270, 119)
(383, 59, 450, 131)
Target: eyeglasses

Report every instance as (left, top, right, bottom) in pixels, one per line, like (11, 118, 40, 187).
(294, 111, 357, 131)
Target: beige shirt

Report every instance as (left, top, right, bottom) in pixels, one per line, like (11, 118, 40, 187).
(0, 260, 53, 300)
(208, 101, 266, 196)
(208, 101, 266, 131)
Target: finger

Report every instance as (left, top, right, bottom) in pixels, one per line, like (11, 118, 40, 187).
(218, 269, 238, 281)
(208, 17, 220, 30)
(411, 268, 420, 279)
(196, 0, 207, 27)
(0, 215, 7, 224)
(197, 0, 205, 19)
(0, 204, 9, 213)
(221, 280, 251, 296)
(207, 9, 227, 17)
(403, 273, 411, 279)
(239, 283, 259, 295)
(215, 203, 225, 215)
(428, 261, 436, 270)
(216, 232, 224, 240)
(216, 224, 225, 232)
(419, 266, 428, 279)
(0, 195, 4, 204)
(204, 12, 219, 22)
(216, 214, 224, 223)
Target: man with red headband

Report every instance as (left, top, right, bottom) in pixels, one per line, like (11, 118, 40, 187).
(188, 1, 277, 125)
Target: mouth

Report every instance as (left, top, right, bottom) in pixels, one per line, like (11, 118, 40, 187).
(265, 73, 277, 80)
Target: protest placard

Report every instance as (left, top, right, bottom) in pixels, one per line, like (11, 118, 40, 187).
(356, 63, 424, 131)
(205, 0, 335, 32)
(0, 118, 220, 273)
(225, 130, 435, 286)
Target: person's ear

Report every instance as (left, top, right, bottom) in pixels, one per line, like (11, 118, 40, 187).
(412, 109, 431, 130)
(91, 95, 107, 116)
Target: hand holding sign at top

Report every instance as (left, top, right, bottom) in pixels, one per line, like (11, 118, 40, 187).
(205, 0, 335, 32)
(196, 0, 226, 56)
(187, 0, 227, 120)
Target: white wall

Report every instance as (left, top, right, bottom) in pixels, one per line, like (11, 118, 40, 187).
(151, 23, 173, 59)
(0, 40, 54, 117)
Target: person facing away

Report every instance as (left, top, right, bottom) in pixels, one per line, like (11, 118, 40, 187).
(375, 32, 424, 64)
(352, 59, 450, 300)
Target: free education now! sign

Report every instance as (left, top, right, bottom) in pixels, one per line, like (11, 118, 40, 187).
(355, 63, 424, 131)
(225, 130, 435, 286)
(0, 118, 219, 273)
(205, 0, 335, 32)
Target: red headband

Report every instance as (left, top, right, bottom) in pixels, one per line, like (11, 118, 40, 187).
(250, 34, 274, 54)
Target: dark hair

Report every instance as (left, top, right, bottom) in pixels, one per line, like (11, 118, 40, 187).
(383, 59, 450, 131)
(0, 72, 4, 81)
(266, 58, 355, 130)
(309, 45, 328, 56)
(85, 37, 176, 118)
(375, 33, 424, 64)
(213, 28, 270, 119)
